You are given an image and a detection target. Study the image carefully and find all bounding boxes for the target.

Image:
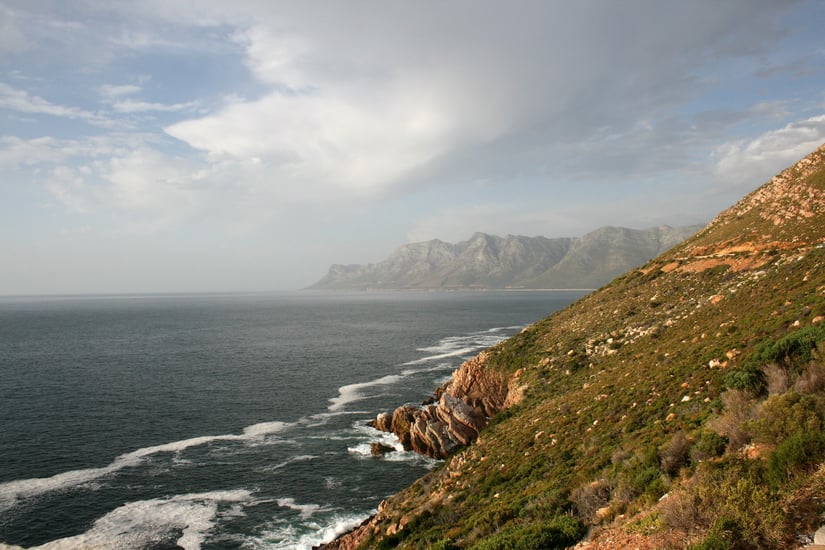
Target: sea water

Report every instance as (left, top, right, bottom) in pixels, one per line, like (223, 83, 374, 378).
(0, 290, 583, 549)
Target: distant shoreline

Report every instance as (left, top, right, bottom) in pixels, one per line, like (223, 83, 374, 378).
(300, 287, 597, 293)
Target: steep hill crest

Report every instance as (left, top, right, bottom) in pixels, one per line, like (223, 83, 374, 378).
(325, 143, 825, 550)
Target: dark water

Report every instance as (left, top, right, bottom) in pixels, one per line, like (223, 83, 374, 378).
(0, 290, 583, 549)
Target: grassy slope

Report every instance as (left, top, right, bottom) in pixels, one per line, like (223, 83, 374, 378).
(349, 144, 825, 549)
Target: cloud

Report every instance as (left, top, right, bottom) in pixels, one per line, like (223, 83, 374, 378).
(47, 166, 91, 213)
(159, 0, 801, 199)
(713, 114, 825, 188)
(111, 99, 199, 113)
(0, 136, 66, 169)
(0, 4, 30, 54)
(99, 84, 142, 98)
(0, 83, 95, 119)
(165, 85, 480, 193)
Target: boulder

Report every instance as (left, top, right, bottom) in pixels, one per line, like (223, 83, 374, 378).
(370, 442, 395, 456)
(370, 351, 521, 459)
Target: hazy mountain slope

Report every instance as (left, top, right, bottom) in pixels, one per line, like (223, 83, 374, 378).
(324, 143, 825, 549)
(522, 225, 698, 289)
(310, 225, 700, 290)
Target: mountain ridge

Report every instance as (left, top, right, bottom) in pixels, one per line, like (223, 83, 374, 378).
(310, 225, 702, 291)
(323, 143, 825, 549)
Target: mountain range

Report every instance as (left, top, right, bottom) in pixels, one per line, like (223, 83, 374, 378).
(310, 225, 701, 290)
(324, 143, 825, 549)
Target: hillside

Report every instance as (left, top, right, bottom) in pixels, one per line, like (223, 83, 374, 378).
(309, 226, 700, 290)
(324, 143, 825, 549)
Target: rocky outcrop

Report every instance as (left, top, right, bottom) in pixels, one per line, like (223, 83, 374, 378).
(370, 352, 523, 459)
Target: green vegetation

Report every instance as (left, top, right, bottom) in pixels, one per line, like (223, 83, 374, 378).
(338, 146, 825, 549)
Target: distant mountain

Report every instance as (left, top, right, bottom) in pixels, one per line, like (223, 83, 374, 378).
(309, 225, 702, 290)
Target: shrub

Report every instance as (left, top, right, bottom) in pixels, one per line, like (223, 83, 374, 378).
(689, 517, 743, 550)
(724, 366, 767, 396)
(690, 430, 727, 462)
(613, 446, 668, 505)
(766, 429, 825, 488)
(468, 516, 586, 550)
(430, 540, 459, 550)
(691, 459, 789, 548)
(750, 325, 825, 371)
(762, 363, 789, 395)
(749, 392, 825, 444)
(660, 431, 691, 476)
(661, 490, 700, 533)
(794, 362, 825, 394)
(707, 390, 757, 451)
(571, 479, 611, 523)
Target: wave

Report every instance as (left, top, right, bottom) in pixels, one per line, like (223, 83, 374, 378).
(347, 422, 436, 466)
(24, 489, 252, 550)
(329, 326, 522, 412)
(255, 454, 318, 473)
(276, 497, 329, 519)
(405, 326, 520, 365)
(0, 422, 291, 513)
(401, 346, 477, 366)
(258, 511, 372, 550)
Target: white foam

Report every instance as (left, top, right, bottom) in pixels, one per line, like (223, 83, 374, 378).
(256, 454, 318, 473)
(0, 421, 294, 512)
(276, 497, 327, 519)
(242, 420, 290, 437)
(347, 423, 434, 465)
(28, 490, 252, 550)
(261, 512, 372, 550)
(328, 373, 403, 411)
(402, 346, 476, 366)
(327, 326, 523, 412)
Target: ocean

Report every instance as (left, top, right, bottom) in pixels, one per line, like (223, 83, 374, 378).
(0, 290, 584, 549)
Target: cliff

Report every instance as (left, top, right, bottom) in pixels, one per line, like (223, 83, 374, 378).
(324, 143, 825, 549)
(309, 225, 701, 290)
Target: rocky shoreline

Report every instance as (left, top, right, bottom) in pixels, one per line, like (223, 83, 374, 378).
(368, 351, 525, 459)
(319, 350, 528, 548)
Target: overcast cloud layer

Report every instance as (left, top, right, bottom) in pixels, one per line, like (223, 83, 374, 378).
(1, 1, 825, 293)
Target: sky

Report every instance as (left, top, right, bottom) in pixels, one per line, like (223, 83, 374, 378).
(2, 1, 825, 294)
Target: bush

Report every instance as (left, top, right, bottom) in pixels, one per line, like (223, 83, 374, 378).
(762, 363, 789, 395)
(724, 366, 767, 396)
(794, 362, 825, 394)
(430, 540, 459, 550)
(691, 459, 789, 548)
(707, 390, 757, 452)
(660, 431, 691, 476)
(750, 325, 825, 371)
(690, 430, 727, 462)
(749, 392, 825, 444)
(571, 480, 611, 523)
(661, 490, 699, 533)
(468, 516, 586, 550)
(766, 429, 825, 488)
(689, 517, 743, 550)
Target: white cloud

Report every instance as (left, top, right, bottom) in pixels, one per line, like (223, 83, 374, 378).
(102, 148, 198, 214)
(165, 88, 466, 193)
(0, 136, 65, 169)
(0, 4, 30, 54)
(713, 114, 825, 188)
(0, 82, 95, 119)
(165, 20, 518, 194)
(111, 99, 199, 113)
(99, 84, 142, 98)
(47, 166, 90, 213)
